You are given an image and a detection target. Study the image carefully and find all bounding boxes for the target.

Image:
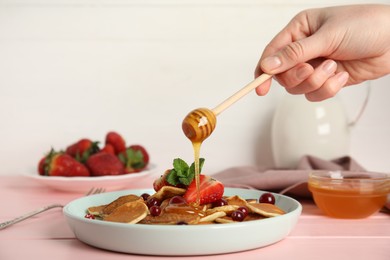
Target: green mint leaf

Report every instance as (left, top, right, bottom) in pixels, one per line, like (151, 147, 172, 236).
(166, 169, 179, 186)
(173, 158, 189, 172)
(179, 171, 195, 186)
(199, 158, 205, 171)
(167, 158, 206, 186)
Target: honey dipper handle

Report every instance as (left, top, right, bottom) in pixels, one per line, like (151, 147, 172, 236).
(212, 73, 272, 116)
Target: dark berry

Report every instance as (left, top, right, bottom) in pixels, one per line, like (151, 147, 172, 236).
(177, 221, 188, 225)
(141, 193, 150, 201)
(237, 206, 249, 218)
(212, 198, 228, 207)
(149, 205, 162, 216)
(231, 210, 245, 222)
(146, 197, 160, 208)
(259, 192, 275, 205)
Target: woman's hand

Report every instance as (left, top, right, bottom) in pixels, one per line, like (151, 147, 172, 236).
(255, 4, 390, 101)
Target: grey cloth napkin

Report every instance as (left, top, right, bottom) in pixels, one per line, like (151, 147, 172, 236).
(212, 155, 366, 198)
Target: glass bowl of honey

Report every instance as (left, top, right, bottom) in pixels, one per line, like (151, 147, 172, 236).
(308, 171, 390, 219)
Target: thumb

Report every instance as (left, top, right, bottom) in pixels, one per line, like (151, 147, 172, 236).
(260, 33, 327, 74)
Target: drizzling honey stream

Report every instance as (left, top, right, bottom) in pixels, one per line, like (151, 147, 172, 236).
(182, 108, 217, 206)
(181, 74, 272, 206)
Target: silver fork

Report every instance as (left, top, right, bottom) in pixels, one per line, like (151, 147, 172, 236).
(0, 187, 105, 230)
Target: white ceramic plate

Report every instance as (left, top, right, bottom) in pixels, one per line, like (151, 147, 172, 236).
(25, 165, 157, 193)
(63, 188, 302, 255)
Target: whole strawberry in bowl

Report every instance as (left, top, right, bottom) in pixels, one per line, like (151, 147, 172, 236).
(38, 149, 90, 177)
(119, 145, 150, 174)
(65, 138, 100, 163)
(86, 153, 124, 176)
(30, 132, 155, 192)
(105, 131, 127, 155)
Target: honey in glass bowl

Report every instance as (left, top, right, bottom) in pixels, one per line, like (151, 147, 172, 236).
(308, 171, 390, 219)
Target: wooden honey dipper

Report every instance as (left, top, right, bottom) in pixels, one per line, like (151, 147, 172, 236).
(182, 73, 272, 142)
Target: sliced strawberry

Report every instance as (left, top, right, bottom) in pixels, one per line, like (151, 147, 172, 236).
(183, 175, 224, 205)
(86, 152, 124, 176)
(105, 132, 126, 155)
(118, 145, 149, 173)
(40, 150, 90, 177)
(65, 138, 99, 163)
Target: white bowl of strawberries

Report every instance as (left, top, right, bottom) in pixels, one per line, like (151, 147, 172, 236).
(28, 131, 156, 193)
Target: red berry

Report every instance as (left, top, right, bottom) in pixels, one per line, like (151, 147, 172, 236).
(149, 205, 162, 216)
(141, 193, 150, 201)
(237, 206, 249, 218)
(212, 198, 228, 207)
(84, 214, 95, 219)
(231, 210, 245, 222)
(146, 197, 160, 208)
(259, 193, 275, 205)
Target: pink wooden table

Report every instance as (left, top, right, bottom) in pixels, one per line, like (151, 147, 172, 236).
(0, 175, 389, 260)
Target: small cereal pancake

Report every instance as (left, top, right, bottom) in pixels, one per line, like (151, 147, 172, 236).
(200, 211, 226, 222)
(140, 213, 200, 225)
(247, 203, 285, 217)
(102, 194, 143, 215)
(158, 198, 171, 211)
(246, 199, 257, 204)
(103, 201, 148, 224)
(150, 186, 186, 201)
(245, 213, 266, 221)
(206, 205, 238, 215)
(87, 205, 106, 216)
(214, 216, 234, 224)
(226, 195, 249, 207)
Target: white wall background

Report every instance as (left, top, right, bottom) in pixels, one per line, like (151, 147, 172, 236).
(0, 0, 389, 176)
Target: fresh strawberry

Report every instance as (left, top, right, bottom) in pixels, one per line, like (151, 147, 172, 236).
(153, 170, 171, 191)
(99, 143, 115, 155)
(119, 145, 149, 173)
(38, 157, 46, 175)
(183, 175, 224, 205)
(38, 150, 90, 177)
(86, 152, 124, 176)
(65, 138, 99, 163)
(129, 145, 149, 165)
(105, 132, 126, 155)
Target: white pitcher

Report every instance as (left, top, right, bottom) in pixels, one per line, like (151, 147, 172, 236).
(271, 94, 351, 168)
